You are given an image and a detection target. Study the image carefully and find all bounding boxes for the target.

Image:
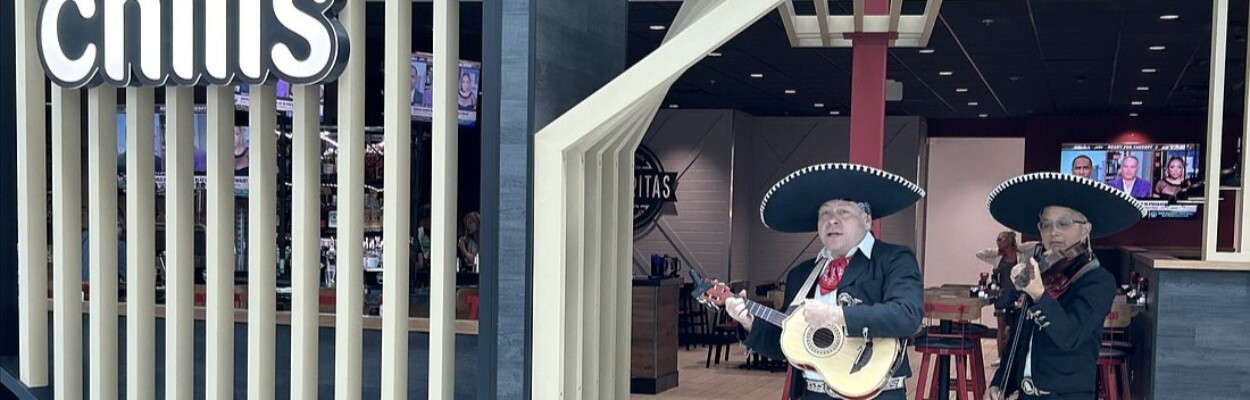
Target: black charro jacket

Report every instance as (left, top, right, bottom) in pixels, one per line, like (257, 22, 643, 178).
(990, 259, 1115, 396)
(743, 240, 924, 400)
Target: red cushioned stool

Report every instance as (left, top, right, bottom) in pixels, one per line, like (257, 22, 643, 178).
(1097, 348, 1132, 400)
(913, 335, 985, 400)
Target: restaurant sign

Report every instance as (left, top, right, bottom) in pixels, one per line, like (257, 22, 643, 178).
(37, 0, 350, 89)
(634, 145, 678, 231)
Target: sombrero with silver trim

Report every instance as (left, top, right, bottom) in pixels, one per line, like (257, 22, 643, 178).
(760, 163, 925, 233)
(987, 172, 1147, 238)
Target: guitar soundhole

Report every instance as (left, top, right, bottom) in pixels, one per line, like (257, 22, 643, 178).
(813, 328, 836, 348)
(802, 325, 844, 357)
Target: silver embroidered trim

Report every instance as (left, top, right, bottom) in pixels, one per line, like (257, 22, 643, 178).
(759, 163, 926, 228)
(985, 172, 1147, 217)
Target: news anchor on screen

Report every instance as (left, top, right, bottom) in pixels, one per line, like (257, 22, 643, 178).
(1106, 155, 1150, 198)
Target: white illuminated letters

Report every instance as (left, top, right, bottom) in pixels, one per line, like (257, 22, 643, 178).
(273, 0, 339, 81)
(39, 0, 98, 85)
(103, 0, 162, 84)
(37, 0, 350, 88)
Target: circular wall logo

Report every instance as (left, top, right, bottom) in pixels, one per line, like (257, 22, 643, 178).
(634, 146, 678, 231)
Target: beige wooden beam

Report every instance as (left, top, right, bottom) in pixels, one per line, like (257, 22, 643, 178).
(52, 86, 83, 400)
(291, 83, 323, 400)
(432, 0, 461, 397)
(16, 0, 48, 386)
(205, 85, 237, 400)
(336, 2, 367, 399)
(381, 0, 414, 397)
(166, 86, 196, 400)
(126, 87, 158, 400)
(87, 87, 119, 400)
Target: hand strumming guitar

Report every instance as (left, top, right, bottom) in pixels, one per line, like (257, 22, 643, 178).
(801, 299, 845, 328)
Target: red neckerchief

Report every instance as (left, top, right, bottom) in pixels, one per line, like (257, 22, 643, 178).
(817, 256, 851, 295)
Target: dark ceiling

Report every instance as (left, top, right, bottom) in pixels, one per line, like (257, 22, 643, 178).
(627, 0, 1250, 119)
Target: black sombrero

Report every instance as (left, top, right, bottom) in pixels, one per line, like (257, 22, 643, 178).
(987, 172, 1147, 238)
(760, 163, 925, 233)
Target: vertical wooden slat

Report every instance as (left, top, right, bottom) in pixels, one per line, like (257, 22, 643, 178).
(380, 0, 413, 397)
(431, 0, 460, 397)
(166, 86, 195, 400)
(88, 87, 119, 400)
(16, 0, 48, 387)
(581, 146, 602, 400)
(247, 84, 278, 400)
(563, 155, 584, 399)
(205, 85, 236, 400)
(620, 134, 646, 400)
(598, 136, 620, 399)
(290, 84, 321, 400)
(126, 87, 157, 400)
(337, 1, 366, 399)
(52, 87, 83, 400)
(1203, 0, 1228, 260)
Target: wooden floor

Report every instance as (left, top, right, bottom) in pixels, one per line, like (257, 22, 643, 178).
(632, 340, 1000, 400)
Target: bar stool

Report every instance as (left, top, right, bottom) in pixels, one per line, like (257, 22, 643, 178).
(913, 333, 983, 400)
(1097, 348, 1132, 400)
(916, 299, 988, 400)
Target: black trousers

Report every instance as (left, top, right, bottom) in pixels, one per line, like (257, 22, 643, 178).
(800, 388, 906, 400)
(1020, 391, 1095, 400)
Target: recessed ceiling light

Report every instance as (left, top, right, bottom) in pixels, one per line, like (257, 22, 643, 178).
(649, 25, 666, 31)
(1159, 15, 1180, 20)
(784, 89, 797, 94)
(830, 111, 841, 115)
(708, 52, 722, 57)
(668, 104, 679, 109)
(967, 101, 979, 106)
(919, 49, 936, 54)
(1149, 45, 1166, 51)
(1131, 101, 1144, 106)
(1136, 86, 1150, 91)
(1130, 113, 1139, 117)
(978, 113, 989, 118)
(813, 103, 825, 108)
(1142, 68, 1157, 73)
(955, 88, 969, 93)
(750, 73, 764, 78)
(939, 71, 954, 76)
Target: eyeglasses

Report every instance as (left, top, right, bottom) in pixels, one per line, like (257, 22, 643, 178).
(1037, 219, 1088, 232)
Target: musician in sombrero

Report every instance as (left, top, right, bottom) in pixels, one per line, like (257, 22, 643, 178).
(724, 163, 925, 400)
(984, 173, 1146, 400)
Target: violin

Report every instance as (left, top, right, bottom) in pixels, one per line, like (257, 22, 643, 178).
(1012, 244, 1092, 301)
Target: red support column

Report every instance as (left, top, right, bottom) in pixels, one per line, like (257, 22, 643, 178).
(846, 0, 892, 168)
(846, 0, 893, 233)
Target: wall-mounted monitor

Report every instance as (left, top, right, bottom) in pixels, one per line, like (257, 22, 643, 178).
(408, 52, 480, 126)
(1060, 143, 1203, 219)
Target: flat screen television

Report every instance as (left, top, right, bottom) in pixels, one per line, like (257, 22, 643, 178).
(409, 52, 481, 126)
(233, 80, 326, 120)
(1060, 143, 1203, 219)
(116, 109, 249, 196)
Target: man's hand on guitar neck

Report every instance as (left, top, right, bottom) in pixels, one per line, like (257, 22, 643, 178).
(725, 290, 753, 331)
(801, 299, 845, 328)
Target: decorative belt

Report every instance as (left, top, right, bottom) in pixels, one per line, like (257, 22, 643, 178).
(1020, 377, 1051, 396)
(805, 377, 905, 397)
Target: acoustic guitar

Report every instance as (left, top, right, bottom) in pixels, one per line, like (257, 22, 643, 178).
(690, 270, 906, 400)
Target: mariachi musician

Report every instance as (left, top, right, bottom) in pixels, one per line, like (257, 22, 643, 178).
(724, 163, 925, 400)
(984, 173, 1145, 400)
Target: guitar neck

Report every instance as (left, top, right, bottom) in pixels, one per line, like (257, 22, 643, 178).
(743, 299, 788, 328)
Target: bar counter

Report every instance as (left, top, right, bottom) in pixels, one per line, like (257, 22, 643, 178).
(1126, 249, 1250, 399)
